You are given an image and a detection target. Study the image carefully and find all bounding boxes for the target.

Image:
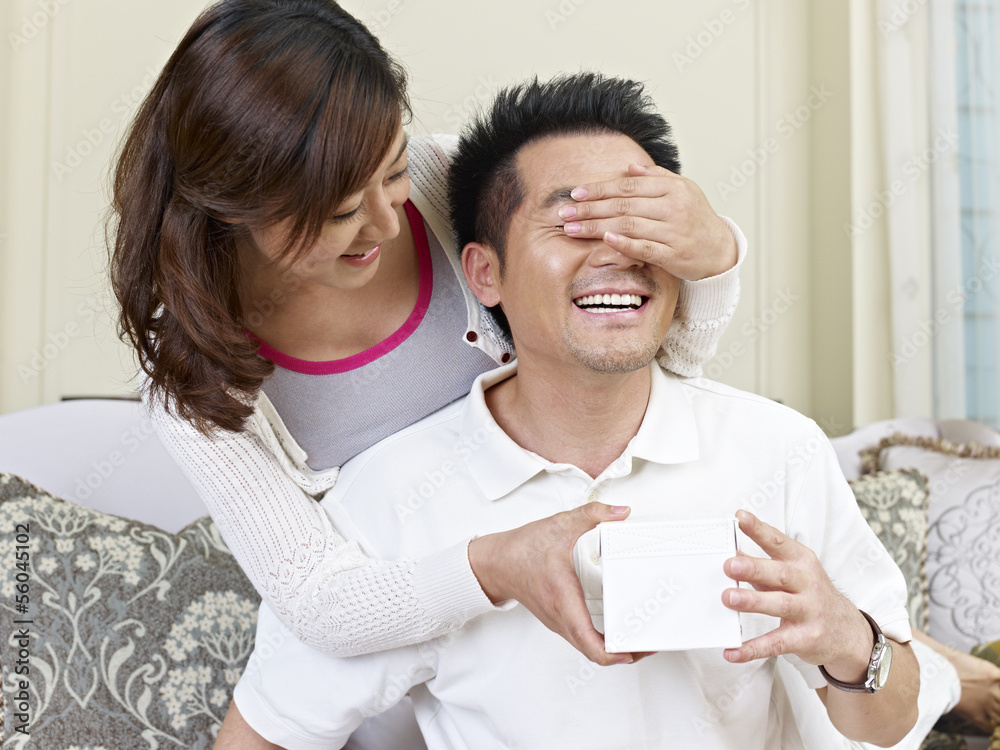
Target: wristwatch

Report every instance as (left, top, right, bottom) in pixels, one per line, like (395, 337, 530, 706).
(819, 610, 893, 694)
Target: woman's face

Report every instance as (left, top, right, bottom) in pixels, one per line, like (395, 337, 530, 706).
(247, 127, 411, 291)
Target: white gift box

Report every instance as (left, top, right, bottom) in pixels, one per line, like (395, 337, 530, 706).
(573, 519, 743, 653)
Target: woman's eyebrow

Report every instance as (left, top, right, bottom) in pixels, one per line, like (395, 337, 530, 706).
(393, 136, 410, 162)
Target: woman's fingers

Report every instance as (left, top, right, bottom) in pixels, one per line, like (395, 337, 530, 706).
(566, 164, 738, 280)
(561, 195, 673, 224)
(568, 163, 677, 204)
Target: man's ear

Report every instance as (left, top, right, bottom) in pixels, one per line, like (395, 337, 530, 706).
(462, 242, 502, 307)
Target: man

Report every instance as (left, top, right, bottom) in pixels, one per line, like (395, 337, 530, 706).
(229, 73, 919, 748)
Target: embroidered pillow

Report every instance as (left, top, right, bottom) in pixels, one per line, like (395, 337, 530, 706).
(0, 474, 260, 748)
(860, 435, 1000, 652)
(849, 469, 930, 631)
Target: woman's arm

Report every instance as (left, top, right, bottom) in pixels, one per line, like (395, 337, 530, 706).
(149, 391, 631, 662)
(658, 216, 745, 377)
(147, 391, 492, 656)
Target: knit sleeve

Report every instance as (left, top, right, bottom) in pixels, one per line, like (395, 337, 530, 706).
(145, 392, 495, 656)
(657, 216, 746, 377)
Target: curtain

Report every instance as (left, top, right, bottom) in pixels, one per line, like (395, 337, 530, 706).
(879, 0, 999, 426)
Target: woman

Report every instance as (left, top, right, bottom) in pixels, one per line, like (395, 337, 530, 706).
(108, 0, 743, 742)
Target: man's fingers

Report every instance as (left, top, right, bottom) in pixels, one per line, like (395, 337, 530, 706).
(569, 620, 629, 666)
(724, 555, 800, 592)
(723, 631, 794, 664)
(735, 509, 795, 559)
(567, 501, 630, 534)
(553, 588, 631, 666)
(722, 586, 799, 621)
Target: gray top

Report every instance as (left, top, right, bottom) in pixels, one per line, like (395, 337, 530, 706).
(259, 201, 499, 471)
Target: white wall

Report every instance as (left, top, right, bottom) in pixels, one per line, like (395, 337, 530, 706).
(1, 0, 874, 432)
(1, 0, 212, 413)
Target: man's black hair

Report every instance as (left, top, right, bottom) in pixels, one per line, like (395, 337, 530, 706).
(448, 72, 681, 271)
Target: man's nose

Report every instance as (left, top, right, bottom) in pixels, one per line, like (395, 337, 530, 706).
(586, 240, 644, 269)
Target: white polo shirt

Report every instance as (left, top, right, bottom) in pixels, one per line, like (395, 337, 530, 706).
(234, 363, 911, 750)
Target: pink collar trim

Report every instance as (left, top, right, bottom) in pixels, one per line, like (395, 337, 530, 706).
(253, 200, 433, 375)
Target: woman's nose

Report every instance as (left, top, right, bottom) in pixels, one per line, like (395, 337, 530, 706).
(366, 188, 400, 239)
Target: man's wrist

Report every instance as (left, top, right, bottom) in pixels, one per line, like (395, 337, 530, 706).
(467, 535, 504, 604)
(820, 609, 876, 684)
(820, 610, 894, 694)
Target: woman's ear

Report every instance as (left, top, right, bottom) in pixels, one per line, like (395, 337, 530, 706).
(461, 242, 502, 307)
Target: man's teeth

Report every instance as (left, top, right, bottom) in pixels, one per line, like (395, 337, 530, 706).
(574, 293, 644, 310)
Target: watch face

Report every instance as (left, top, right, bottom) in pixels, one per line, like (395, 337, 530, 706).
(875, 641, 893, 688)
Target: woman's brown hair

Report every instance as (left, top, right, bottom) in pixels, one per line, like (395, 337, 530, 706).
(109, 0, 409, 433)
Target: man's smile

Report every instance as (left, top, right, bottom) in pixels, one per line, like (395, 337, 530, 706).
(572, 293, 646, 312)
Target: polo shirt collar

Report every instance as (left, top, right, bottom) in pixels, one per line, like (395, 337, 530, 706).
(461, 362, 700, 502)
(461, 362, 548, 502)
(626, 363, 700, 466)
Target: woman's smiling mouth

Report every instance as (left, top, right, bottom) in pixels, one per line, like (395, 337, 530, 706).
(340, 244, 381, 267)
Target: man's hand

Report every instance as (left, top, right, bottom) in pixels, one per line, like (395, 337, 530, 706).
(723, 510, 920, 745)
(468, 502, 643, 667)
(720, 509, 874, 681)
(559, 164, 738, 281)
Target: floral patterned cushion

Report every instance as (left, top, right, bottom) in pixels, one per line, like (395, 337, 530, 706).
(861, 435, 1000, 652)
(0, 474, 260, 749)
(849, 469, 930, 631)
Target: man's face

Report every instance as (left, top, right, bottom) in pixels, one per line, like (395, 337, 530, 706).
(491, 132, 681, 375)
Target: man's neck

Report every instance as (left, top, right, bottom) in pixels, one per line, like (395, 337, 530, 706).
(485, 361, 652, 479)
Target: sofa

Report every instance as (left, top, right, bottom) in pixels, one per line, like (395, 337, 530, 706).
(1, 401, 998, 748)
(792, 417, 1000, 750)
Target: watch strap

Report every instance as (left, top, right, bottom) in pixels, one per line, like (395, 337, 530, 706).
(818, 610, 885, 694)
